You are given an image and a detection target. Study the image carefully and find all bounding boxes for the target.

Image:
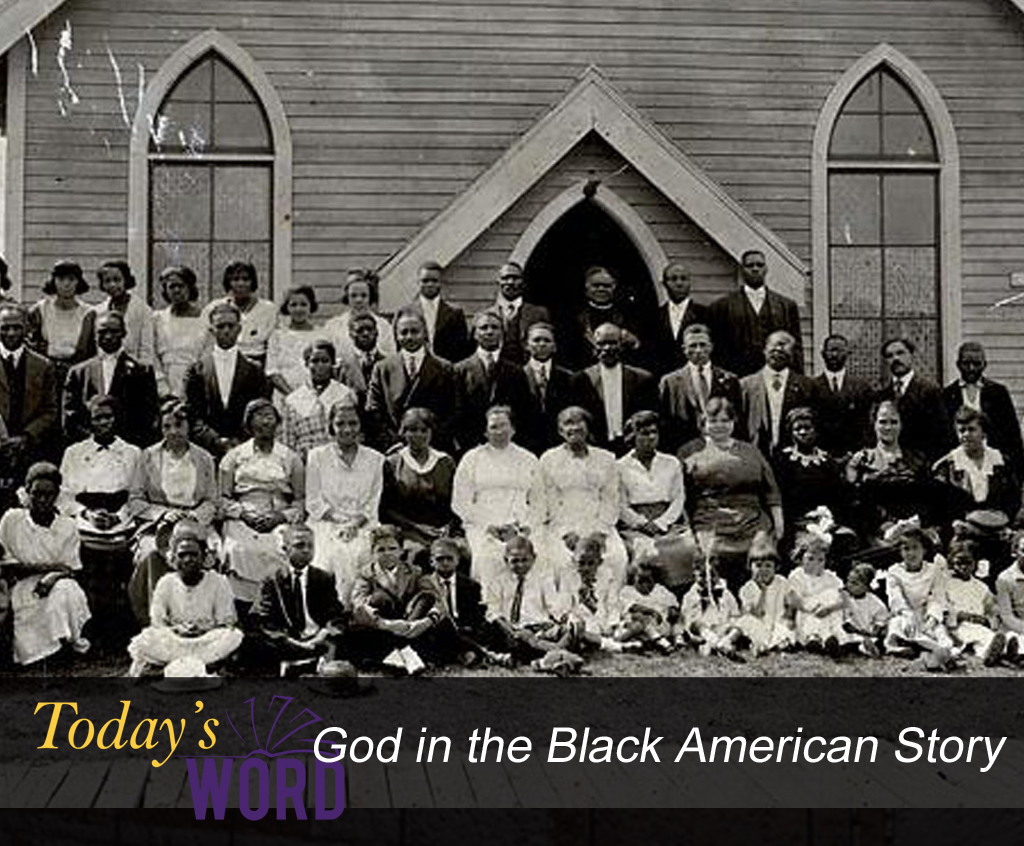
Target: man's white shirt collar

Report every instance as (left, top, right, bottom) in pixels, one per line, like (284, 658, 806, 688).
(743, 285, 766, 312)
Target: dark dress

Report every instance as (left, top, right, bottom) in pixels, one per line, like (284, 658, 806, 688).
(381, 448, 459, 551)
(845, 446, 934, 542)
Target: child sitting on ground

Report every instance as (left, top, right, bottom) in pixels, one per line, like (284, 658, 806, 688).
(613, 562, 679, 653)
(995, 530, 1024, 666)
(883, 519, 955, 669)
(786, 526, 845, 656)
(679, 539, 742, 660)
(945, 538, 1004, 665)
(734, 530, 794, 656)
(840, 562, 888, 658)
(563, 533, 627, 652)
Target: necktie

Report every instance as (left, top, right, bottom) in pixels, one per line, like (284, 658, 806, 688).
(831, 375, 839, 393)
(483, 351, 493, 379)
(405, 354, 417, 381)
(536, 365, 548, 409)
(697, 368, 710, 407)
(893, 378, 903, 399)
(511, 573, 525, 624)
(292, 573, 305, 631)
(444, 577, 457, 621)
(771, 372, 782, 392)
(362, 353, 374, 383)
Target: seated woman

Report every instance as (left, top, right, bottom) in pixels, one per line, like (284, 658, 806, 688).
(533, 406, 628, 589)
(152, 265, 209, 398)
(266, 286, 330, 405)
(680, 397, 782, 596)
(324, 269, 397, 361)
(452, 405, 538, 595)
(932, 406, 1022, 527)
(220, 399, 305, 613)
(306, 400, 385, 603)
(381, 408, 459, 554)
(347, 525, 443, 673)
(281, 339, 357, 461)
(127, 399, 220, 627)
(772, 407, 846, 548)
(846, 400, 935, 546)
(0, 462, 91, 667)
(128, 522, 242, 678)
(58, 395, 142, 652)
(616, 410, 690, 595)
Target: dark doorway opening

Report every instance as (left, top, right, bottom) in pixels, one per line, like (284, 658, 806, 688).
(523, 199, 658, 364)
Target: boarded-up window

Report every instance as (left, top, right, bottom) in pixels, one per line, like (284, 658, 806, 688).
(827, 68, 940, 382)
(148, 55, 273, 304)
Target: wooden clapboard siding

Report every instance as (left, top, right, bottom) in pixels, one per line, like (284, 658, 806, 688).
(9, 0, 1024, 401)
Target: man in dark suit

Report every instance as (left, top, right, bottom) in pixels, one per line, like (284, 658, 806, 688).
(647, 261, 711, 377)
(0, 304, 59, 466)
(575, 323, 657, 455)
(366, 306, 457, 452)
(420, 538, 493, 666)
(63, 311, 159, 447)
(336, 311, 387, 410)
(561, 266, 642, 371)
(519, 322, 579, 455)
(739, 330, 819, 458)
(709, 249, 804, 377)
(453, 309, 532, 453)
(813, 333, 874, 459)
(184, 301, 272, 460)
(877, 336, 953, 464)
(251, 524, 346, 672)
(943, 341, 1024, 478)
(410, 260, 472, 364)
(492, 261, 550, 366)
(658, 322, 743, 453)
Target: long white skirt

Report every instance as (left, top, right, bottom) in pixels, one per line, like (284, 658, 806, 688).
(11, 575, 91, 665)
(309, 520, 373, 605)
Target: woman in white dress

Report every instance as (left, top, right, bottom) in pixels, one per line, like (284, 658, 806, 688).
(324, 269, 396, 361)
(220, 399, 305, 610)
(533, 406, 627, 589)
(27, 260, 94, 384)
(201, 260, 279, 367)
(152, 266, 209, 398)
(266, 285, 331, 404)
(0, 462, 91, 666)
(306, 401, 385, 603)
(452, 405, 538, 594)
(91, 260, 156, 366)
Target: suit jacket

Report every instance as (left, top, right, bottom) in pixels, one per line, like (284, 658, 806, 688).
(496, 301, 550, 366)
(63, 351, 159, 447)
(739, 369, 820, 458)
(365, 351, 457, 452)
(337, 349, 386, 410)
(878, 373, 954, 464)
(943, 379, 1024, 477)
(813, 371, 875, 457)
(709, 288, 803, 377)
(414, 299, 472, 365)
(424, 571, 486, 630)
(647, 300, 711, 376)
(518, 361, 579, 455)
(453, 353, 532, 452)
(254, 565, 345, 638)
(576, 364, 658, 455)
(561, 303, 642, 371)
(0, 347, 59, 450)
(183, 350, 272, 459)
(658, 363, 744, 453)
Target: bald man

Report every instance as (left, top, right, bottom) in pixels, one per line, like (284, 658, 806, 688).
(575, 323, 657, 455)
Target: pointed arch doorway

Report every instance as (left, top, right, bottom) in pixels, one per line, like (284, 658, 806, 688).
(520, 196, 659, 366)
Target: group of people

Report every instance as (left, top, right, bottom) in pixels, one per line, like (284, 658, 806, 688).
(1, 248, 1023, 678)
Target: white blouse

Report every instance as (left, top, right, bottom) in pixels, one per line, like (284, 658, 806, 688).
(305, 443, 385, 524)
(452, 443, 538, 528)
(617, 451, 686, 532)
(533, 445, 620, 534)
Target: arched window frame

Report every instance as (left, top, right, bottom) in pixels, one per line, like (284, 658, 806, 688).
(812, 44, 960, 379)
(128, 29, 292, 302)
